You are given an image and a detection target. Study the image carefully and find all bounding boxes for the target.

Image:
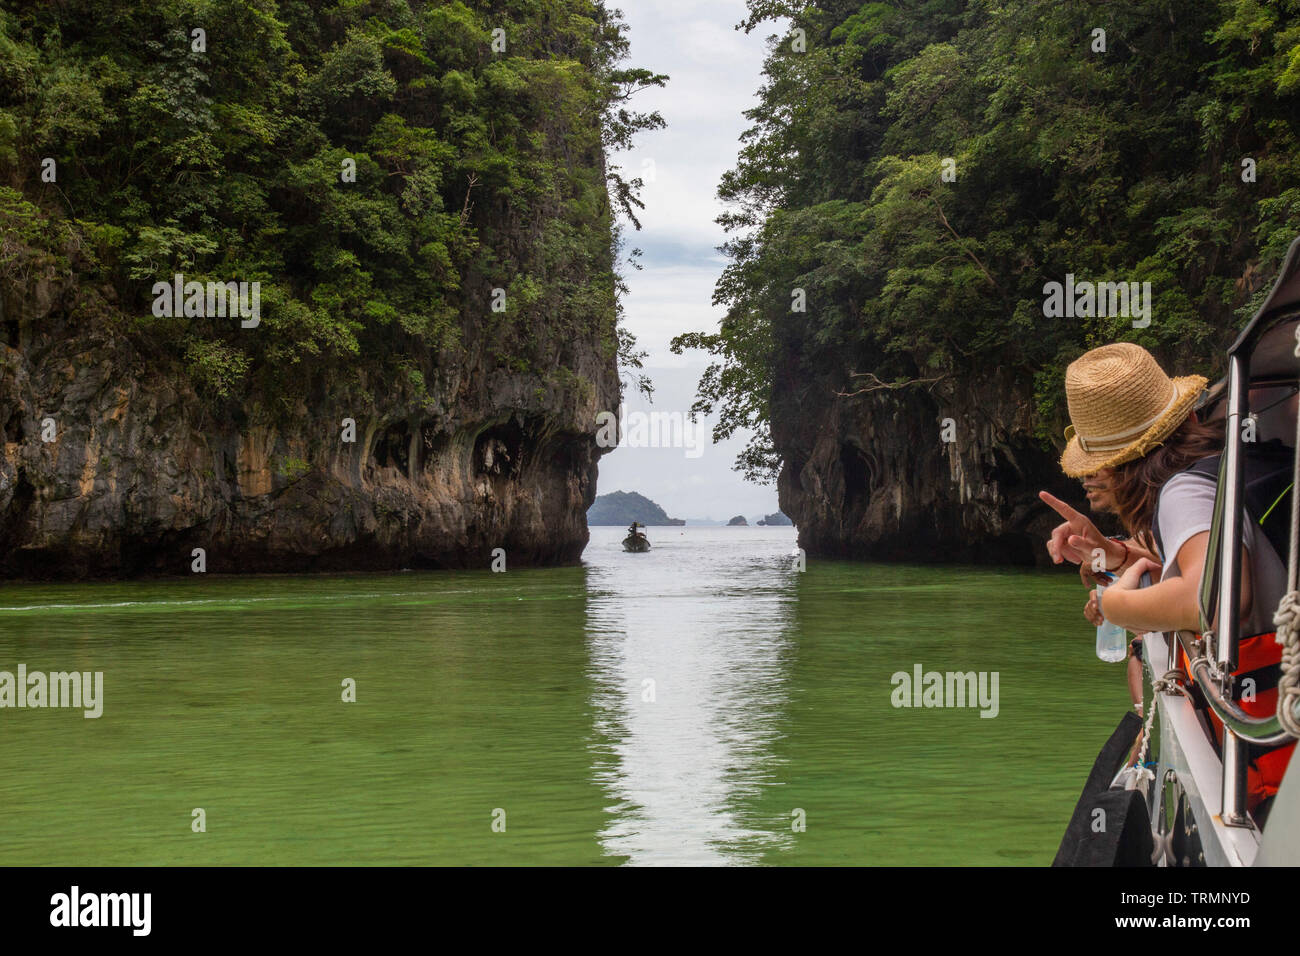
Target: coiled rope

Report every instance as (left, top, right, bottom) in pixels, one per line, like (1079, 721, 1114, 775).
(1273, 591, 1300, 737)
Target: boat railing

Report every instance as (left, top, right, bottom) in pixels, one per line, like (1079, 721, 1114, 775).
(1175, 341, 1300, 825)
(1167, 629, 1293, 746)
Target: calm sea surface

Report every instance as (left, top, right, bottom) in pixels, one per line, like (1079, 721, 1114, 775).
(0, 526, 1130, 865)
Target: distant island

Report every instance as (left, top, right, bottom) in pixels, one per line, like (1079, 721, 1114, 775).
(756, 512, 792, 526)
(727, 515, 748, 526)
(588, 491, 685, 526)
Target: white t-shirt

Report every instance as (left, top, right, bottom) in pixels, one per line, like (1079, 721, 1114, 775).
(1155, 472, 1287, 637)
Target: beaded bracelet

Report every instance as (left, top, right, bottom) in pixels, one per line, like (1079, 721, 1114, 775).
(1109, 536, 1129, 571)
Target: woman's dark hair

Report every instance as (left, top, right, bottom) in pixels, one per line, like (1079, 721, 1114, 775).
(1108, 416, 1225, 552)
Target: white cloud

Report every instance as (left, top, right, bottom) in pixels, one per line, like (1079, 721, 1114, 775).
(593, 0, 787, 520)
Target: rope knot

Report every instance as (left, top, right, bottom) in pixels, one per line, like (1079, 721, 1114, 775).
(1274, 590, 1300, 738)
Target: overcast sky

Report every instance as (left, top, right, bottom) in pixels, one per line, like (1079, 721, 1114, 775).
(595, 0, 787, 523)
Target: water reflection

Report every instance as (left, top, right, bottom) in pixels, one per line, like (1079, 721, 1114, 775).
(0, 540, 1127, 864)
(583, 527, 799, 865)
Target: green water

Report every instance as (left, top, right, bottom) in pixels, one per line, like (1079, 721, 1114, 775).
(0, 526, 1131, 865)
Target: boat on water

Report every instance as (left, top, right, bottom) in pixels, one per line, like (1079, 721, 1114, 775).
(623, 523, 651, 553)
(1057, 237, 1300, 866)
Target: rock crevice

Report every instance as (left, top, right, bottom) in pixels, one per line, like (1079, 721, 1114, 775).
(774, 368, 1084, 565)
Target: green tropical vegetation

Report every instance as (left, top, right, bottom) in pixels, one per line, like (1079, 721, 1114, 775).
(0, 0, 664, 419)
(674, 0, 1300, 481)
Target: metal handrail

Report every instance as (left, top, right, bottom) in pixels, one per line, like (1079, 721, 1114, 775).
(1216, 356, 1246, 672)
(1215, 357, 1251, 825)
(1171, 629, 1294, 746)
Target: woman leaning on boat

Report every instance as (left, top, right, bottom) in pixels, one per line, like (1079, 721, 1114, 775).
(1038, 342, 1293, 824)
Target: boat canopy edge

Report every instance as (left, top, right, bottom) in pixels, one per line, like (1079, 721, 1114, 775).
(1228, 235, 1300, 358)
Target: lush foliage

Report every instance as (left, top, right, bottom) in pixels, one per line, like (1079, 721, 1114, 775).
(674, 0, 1300, 481)
(0, 0, 664, 416)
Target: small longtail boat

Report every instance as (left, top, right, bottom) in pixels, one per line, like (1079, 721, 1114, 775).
(623, 523, 651, 552)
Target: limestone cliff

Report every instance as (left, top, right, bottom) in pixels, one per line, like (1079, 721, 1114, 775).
(0, 1, 649, 579)
(772, 367, 1088, 566)
(0, 264, 618, 577)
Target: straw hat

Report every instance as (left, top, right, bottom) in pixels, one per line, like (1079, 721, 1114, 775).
(1059, 343, 1207, 477)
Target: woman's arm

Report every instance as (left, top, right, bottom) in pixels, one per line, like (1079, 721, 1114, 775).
(1099, 551, 1196, 633)
(1101, 532, 1254, 633)
(1115, 538, 1161, 571)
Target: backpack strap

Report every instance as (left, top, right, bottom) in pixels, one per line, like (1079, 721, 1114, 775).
(1147, 444, 1291, 565)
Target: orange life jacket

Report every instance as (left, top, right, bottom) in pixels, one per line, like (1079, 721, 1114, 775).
(1177, 631, 1294, 812)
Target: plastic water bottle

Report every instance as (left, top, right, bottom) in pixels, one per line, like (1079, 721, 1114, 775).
(1094, 585, 1127, 662)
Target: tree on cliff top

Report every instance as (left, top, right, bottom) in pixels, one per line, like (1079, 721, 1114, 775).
(672, 0, 1300, 483)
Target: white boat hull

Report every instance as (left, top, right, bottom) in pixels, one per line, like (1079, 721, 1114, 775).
(1145, 631, 1261, 866)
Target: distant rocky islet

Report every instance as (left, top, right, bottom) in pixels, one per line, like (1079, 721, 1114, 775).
(588, 491, 790, 528)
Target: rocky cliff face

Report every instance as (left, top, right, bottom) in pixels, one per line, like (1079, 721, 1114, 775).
(772, 367, 1089, 566)
(0, 266, 618, 579)
(0, 0, 645, 580)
